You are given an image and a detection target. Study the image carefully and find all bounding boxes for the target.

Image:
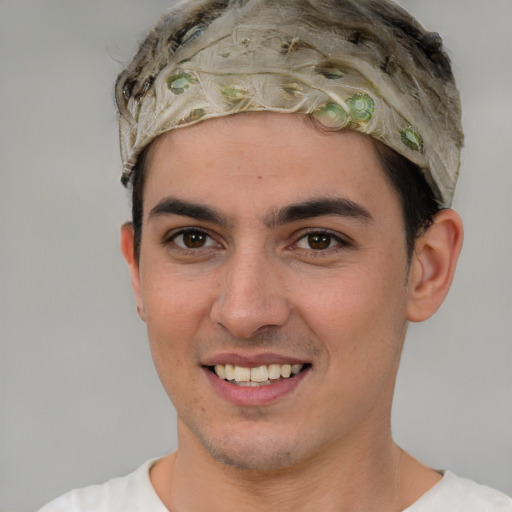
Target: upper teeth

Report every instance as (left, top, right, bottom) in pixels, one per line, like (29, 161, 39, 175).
(214, 363, 303, 383)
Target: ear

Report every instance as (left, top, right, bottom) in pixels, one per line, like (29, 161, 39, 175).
(120, 222, 146, 322)
(406, 209, 464, 322)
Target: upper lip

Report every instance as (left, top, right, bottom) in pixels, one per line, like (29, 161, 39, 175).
(202, 352, 309, 368)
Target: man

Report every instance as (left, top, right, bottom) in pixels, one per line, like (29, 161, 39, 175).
(39, 0, 512, 510)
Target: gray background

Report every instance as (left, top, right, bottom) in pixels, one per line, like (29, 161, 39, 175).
(1, 1, 511, 510)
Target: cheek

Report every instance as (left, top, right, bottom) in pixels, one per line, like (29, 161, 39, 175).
(291, 253, 408, 359)
(140, 274, 210, 409)
(141, 258, 213, 323)
(295, 262, 408, 416)
(139, 265, 215, 370)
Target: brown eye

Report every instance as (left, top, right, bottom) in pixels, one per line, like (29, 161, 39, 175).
(307, 233, 332, 250)
(295, 231, 347, 252)
(171, 229, 215, 249)
(182, 231, 207, 248)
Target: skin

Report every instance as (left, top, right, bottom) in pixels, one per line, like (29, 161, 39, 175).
(121, 112, 463, 511)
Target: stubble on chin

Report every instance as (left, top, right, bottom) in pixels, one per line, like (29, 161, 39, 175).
(199, 430, 298, 471)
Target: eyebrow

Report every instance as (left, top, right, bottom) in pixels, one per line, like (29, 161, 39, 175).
(147, 196, 372, 227)
(265, 197, 373, 227)
(148, 197, 227, 225)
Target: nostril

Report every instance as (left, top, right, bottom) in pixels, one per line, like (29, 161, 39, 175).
(210, 301, 291, 339)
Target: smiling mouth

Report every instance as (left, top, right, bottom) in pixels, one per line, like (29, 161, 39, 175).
(208, 363, 309, 387)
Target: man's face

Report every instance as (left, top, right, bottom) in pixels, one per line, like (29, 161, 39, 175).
(128, 112, 413, 471)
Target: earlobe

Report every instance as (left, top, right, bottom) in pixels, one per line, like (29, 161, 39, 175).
(406, 209, 464, 322)
(120, 222, 146, 322)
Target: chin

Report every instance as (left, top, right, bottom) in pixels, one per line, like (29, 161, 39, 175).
(194, 422, 309, 471)
(204, 441, 297, 471)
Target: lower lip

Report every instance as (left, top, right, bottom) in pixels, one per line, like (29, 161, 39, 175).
(204, 367, 310, 406)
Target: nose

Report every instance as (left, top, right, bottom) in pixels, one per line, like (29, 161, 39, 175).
(210, 249, 291, 339)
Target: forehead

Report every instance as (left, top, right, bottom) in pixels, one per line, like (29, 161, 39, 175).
(142, 112, 400, 220)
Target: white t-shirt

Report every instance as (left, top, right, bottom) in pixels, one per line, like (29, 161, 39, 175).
(39, 459, 512, 512)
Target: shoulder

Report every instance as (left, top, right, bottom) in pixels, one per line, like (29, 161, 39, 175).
(407, 471, 512, 511)
(37, 459, 168, 512)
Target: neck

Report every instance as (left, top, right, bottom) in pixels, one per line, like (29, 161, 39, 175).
(151, 421, 433, 512)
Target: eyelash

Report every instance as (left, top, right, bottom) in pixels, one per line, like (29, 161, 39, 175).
(163, 227, 221, 254)
(292, 230, 352, 256)
(162, 227, 352, 257)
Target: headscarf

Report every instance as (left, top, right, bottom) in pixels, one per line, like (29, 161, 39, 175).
(116, 0, 463, 206)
